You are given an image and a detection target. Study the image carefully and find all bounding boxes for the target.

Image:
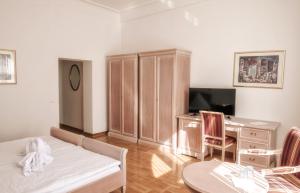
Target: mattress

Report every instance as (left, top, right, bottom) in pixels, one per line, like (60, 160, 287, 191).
(0, 136, 121, 193)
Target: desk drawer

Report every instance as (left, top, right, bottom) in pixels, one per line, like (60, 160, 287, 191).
(240, 128, 269, 141)
(240, 154, 268, 167)
(239, 140, 268, 149)
(181, 120, 201, 128)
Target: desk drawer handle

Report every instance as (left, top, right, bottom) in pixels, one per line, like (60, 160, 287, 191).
(250, 132, 257, 136)
(249, 145, 256, 149)
(248, 157, 256, 162)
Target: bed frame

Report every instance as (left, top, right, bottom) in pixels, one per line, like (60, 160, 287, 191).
(50, 127, 128, 193)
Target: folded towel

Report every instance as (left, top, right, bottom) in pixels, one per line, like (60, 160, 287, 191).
(18, 138, 53, 176)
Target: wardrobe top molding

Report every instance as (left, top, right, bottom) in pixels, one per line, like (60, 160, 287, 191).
(107, 49, 192, 58)
(139, 49, 191, 57)
(106, 53, 138, 59)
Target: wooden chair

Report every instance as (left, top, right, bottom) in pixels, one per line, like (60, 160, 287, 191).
(200, 111, 236, 161)
(238, 127, 300, 192)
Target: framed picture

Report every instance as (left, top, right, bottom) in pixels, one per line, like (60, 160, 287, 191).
(233, 50, 285, 88)
(0, 49, 16, 84)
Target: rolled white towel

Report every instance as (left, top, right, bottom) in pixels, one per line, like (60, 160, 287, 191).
(19, 138, 53, 176)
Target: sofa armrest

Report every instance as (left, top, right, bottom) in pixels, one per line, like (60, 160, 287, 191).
(50, 127, 84, 146)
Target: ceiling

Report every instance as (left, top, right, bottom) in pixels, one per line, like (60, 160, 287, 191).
(82, 0, 205, 21)
(83, 0, 156, 12)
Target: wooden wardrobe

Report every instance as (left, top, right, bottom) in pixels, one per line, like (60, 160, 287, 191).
(107, 49, 190, 149)
(138, 49, 190, 149)
(107, 54, 138, 142)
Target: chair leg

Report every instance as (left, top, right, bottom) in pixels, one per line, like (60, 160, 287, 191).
(200, 145, 205, 161)
(237, 149, 240, 164)
(121, 185, 126, 193)
(221, 149, 225, 161)
(233, 144, 236, 162)
(210, 147, 214, 158)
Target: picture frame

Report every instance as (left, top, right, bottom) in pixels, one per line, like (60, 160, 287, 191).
(0, 49, 16, 84)
(233, 50, 285, 89)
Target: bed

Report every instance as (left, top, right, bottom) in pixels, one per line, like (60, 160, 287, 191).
(0, 127, 128, 193)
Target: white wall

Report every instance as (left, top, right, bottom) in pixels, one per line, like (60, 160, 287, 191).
(1, 0, 299, 147)
(122, 0, 300, 146)
(82, 60, 94, 134)
(0, 0, 121, 141)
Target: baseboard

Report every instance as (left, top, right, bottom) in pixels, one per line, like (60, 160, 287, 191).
(108, 132, 138, 143)
(60, 124, 107, 139)
(84, 131, 108, 139)
(60, 124, 84, 134)
(177, 147, 209, 158)
(138, 139, 176, 153)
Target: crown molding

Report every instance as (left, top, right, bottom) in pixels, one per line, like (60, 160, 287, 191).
(81, 0, 120, 13)
(81, 0, 205, 21)
(121, 0, 205, 22)
(121, 0, 157, 12)
(81, 0, 157, 13)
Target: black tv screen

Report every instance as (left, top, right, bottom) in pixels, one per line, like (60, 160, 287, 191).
(189, 88, 236, 115)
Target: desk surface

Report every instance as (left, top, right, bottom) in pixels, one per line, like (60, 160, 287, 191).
(177, 114, 280, 131)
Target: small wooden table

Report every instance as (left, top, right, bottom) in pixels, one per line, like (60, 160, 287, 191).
(182, 159, 269, 193)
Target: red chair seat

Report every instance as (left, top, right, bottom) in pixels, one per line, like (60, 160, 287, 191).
(205, 136, 236, 146)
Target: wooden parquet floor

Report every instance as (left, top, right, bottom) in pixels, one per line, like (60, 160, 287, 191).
(97, 136, 234, 193)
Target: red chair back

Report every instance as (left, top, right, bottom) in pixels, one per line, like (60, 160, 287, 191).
(201, 111, 224, 139)
(281, 128, 300, 179)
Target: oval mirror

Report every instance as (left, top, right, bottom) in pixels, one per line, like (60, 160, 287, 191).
(69, 64, 80, 91)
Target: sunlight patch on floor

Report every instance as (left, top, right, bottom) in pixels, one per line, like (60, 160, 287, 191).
(151, 154, 172, 178)
(158, 149, 194, 165)
(177, 178, 184, 184)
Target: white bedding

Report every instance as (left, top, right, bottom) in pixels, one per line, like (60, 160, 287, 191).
(0, 136, 121, 193)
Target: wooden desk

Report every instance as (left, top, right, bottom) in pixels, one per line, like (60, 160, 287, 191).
(177, 114, 280, 169)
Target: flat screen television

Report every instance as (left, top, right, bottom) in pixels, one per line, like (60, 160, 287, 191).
(189, 88, 236, 115)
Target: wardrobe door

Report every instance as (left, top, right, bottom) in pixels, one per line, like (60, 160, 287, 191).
(139, 56, 156, 142)
(122, 57, 138, 137)
(108, 59, 122, 134)
(156, 54, 174, 146)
